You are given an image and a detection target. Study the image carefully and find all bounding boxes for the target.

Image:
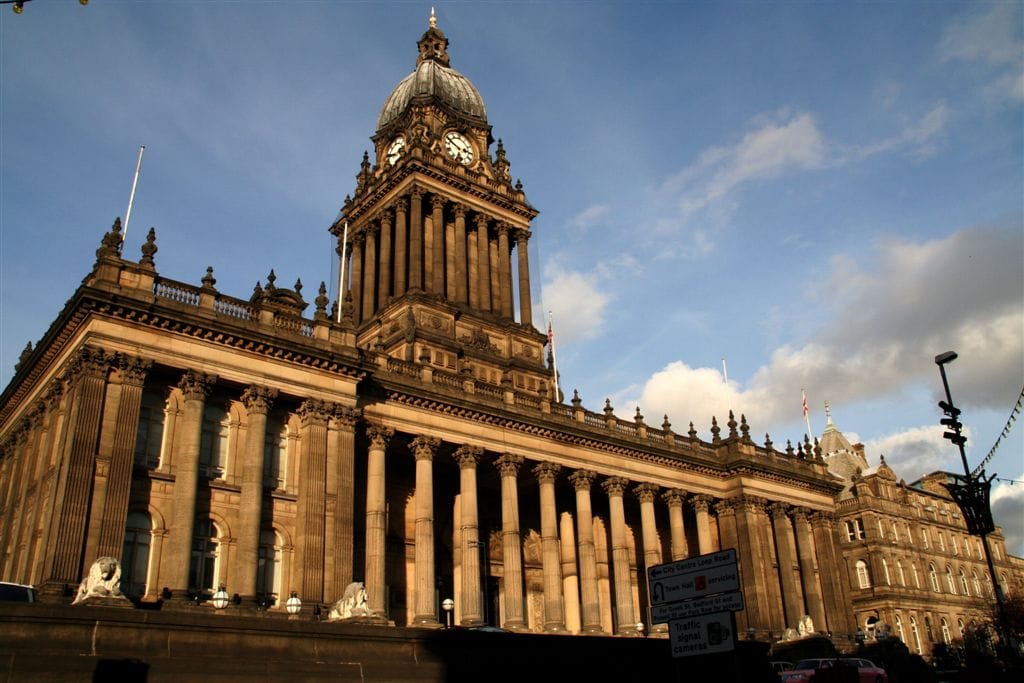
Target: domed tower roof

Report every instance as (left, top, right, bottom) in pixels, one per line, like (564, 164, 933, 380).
(819, 402, 870, 482)
(377, 10, 488, 132)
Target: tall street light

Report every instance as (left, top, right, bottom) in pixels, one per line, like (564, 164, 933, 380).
(934, 351, 1008, 653)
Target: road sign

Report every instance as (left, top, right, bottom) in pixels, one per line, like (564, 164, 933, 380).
(650, 589, 744, 624)
(648, 548, 737, 581)
(648, 560, 740, 606)
(668, 610, 736, 658)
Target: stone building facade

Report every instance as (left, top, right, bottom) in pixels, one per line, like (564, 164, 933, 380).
(0, 15, 1017, 652)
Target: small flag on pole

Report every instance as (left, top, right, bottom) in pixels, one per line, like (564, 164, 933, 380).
(802, 390, 809, 419)
(802, 389, 814, 439)
(547, 311, 561, 402)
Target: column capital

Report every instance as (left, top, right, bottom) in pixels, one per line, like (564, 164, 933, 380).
(473, 213, 489, 229)
(662, 488, 687, 507)
(366, 424, 395, 449)
(430, 193, 445, 210)
(331, 404, 360, 430)
(453, 202, 467, 218)
(298, 398, 332, 426)
(532, 461, 561, 483)
(363, 221, 379, 237)
(241, 385, 278, 414)
(769, 502, 793, 520)
(68, 345, 113, 381)
(714, 498, 737, 516)
(453, 444, 483, 468)
(735, 495, 768, 513)
(409, 435, 441, 461)
(633, 482, 660, 503)
(691, 494, 715, 513)
(178, 370, 216, 401)
(791, 506, 813, 523)
(496, 221, 511, 237)
(115, 353, 152, 387)
(409, 185, 425, 200)
(568, 468, 596, 491)
(495, 452, 524, 477)
(601, 476, 629, 497)
(809, 510, 836, 526)
(514, 228, 532, 245)
(379, 206, 395, 223)
(392, 196, 408, 213)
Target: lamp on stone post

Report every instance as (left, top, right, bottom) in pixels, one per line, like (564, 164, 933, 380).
(211, 585, 230, 610)
(934, 351, 1010, 653)
(441, 598, 454, 629)
(285, 591, 302, 618)
(636, 621, 645, 638)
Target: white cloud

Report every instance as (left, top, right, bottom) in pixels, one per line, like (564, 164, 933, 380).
(940, 4, 1024, 103)
(570, 204, 611, 231)
(541, 264, 611, 346)
(863, 425, 957, 480)
(991, 476, 1024, 557)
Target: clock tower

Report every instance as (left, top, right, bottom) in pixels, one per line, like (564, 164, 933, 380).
(332, 11, 551, 397)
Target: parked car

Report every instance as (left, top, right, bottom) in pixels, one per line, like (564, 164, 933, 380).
(772, 661, 795, 674)
(0, 582, 36, 603)
(780, 658, 887, 683)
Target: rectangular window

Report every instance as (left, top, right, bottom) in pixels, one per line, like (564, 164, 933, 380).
(846, 519, 865, 541)
(920, 528, 929, 549)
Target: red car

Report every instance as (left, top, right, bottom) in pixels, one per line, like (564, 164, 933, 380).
(780, 658, 888, 683)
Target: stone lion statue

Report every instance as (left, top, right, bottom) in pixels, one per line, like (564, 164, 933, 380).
(72, 556, 124, 605)
(328, 581, 376, 620)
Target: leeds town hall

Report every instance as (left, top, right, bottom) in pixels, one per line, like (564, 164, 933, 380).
(1, 14, 1020, 680)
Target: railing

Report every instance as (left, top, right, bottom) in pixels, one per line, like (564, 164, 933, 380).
(273, 314, 313, 337)
(615, 421, 638, 437)
(550, 404, 574, 420)
(515, 393, 540, 410)
(584, 413, 605, 428)
(213, 296, 252, 320)
(387, 358, 421, 378)
(475, 382, 503, 401)
(154, 280, 201, 306)
(433, 370, 463, 390)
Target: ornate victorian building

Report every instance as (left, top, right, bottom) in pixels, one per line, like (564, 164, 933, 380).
(0, 16, 1017, 653)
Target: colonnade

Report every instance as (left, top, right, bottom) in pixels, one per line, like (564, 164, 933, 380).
(341, 186, 533, 326)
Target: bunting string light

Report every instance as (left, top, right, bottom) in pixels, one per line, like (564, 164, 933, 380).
(972, 383, 1024, 477)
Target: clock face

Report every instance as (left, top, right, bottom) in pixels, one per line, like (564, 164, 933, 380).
(386, 137, 405, 166)
(444, 131, 474, 165)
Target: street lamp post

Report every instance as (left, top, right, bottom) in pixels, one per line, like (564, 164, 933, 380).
(441, 598, 454, 629)
(933, 352, 1009, 653)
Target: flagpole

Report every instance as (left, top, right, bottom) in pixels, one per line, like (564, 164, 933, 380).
(802, 389, 814, 439)
(722, 358, 732, 412)
(548, 311, 561, 402)
(122, 145, 145, 244)
(336, 221, 348, 323)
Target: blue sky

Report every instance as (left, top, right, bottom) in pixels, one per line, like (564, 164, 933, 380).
(1, 1, 1022, 552)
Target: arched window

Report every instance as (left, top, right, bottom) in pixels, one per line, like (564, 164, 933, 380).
(891, 521, 899, 543)
(256, 529, 282, 606)
(937, 533, 945, 552)
(957, 618, 965, 639)
(959, 568, 970, 596)
(200, 405, 229, 479)
(882, 558, 891, 585)
(972, 571, 982, 597)
(912, 563, 921, 589)
(895, 615, 905, 643)
(941, 618, 951, 644)
(946, 566, 957, 595)
(910, 616, 923, 654)
(929, 563, 940, 592)
(897, 560, 906, 586)
(189, 519, 221, 593)
(121, 511, 152, 598)
(1000, 573, 1010, 598)
(856, 560, 871, 589)
(134, 392, 167, 469)
(951, 535, 959, 555)
(921, 528, 929, 548)
(263, 419, 288, 490)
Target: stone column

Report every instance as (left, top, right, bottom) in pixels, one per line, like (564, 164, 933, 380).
(474, 214, 491, 313)
(431, 195, 445, 295)
(296, 399, 330, 603)
(40, 349, 112, 593)
(377, 209, 393, 305)
(602, 477, 637, 635)
(489, 237, 501, 312)
(692, 494, 715, 555)
(394, 197, 408, 296)
(811, 511, 854, 635)
(453, 445, 483, 626)
(515, 230, 533, 327)
(560, 511, 581, 633)
(770, 503, 803, 630)
(408, 187, 424, 291)
(793, 507, 826, 633)
(232, 385, 277, 600)
(362, 223, 378, 321)
(410, 435, 441, 625)
(453, 204, 468, 304)
(350, 233, 365, 325)
(163, 370, 216, 599)
(569, 469, 602, 633)
(662, 489, 689, 561)
(533, 462, 565, 631)
(496, 224, 514, 318)
(327, 406, 359, 602)
(1, 422, 32, 579)
(495, 453, 527, 631)
(364, 424, 393, 616)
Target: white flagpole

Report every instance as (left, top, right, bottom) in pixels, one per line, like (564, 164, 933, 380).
(802, 388, 814, 439)
(336, 221, 348, 323)
(122, 145, 145, 243)
(548, 310, 561, 402)
(722, 358, 732, 412)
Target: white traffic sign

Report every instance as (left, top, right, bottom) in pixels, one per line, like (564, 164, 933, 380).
(648, 561, 740, 606)
(650, 589, 744, 624)
(648, 548, 737, 581)
(669, 610, 736, 658)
